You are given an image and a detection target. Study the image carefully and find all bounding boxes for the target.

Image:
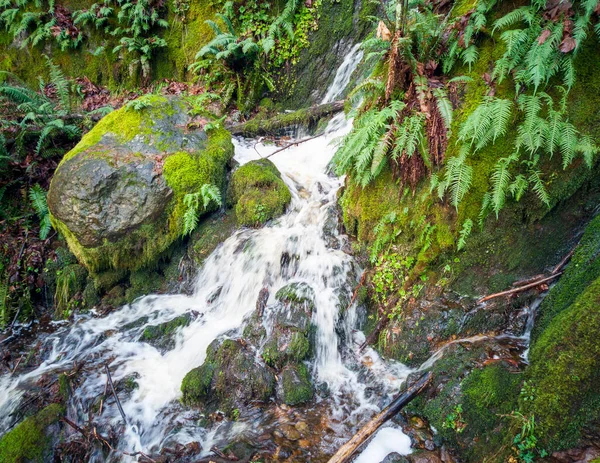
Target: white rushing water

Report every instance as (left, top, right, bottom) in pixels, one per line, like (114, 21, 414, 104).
(0, 42, 413, 462)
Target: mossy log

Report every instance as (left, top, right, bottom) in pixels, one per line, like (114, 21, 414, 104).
(229, 100, 345, 137)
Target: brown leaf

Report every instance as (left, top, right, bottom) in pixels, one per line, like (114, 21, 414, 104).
(559, 36, 577, 53)
(537, 29, 552, 44)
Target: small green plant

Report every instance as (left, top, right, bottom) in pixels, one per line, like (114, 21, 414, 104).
(55, 267, 77, 318)
(443, 403, 467, 434)
(182, 184, 222, 235)
(29, 184, 52, 239)
(520, 380, 536, 402)
(508, 412, 548, 463)
(231, 408, 240, 421)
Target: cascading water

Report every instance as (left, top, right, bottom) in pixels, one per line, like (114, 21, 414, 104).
(0, 42, 413, 461)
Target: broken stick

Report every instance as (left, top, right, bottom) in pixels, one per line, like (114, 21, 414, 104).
(477, 272, 562, 304)
(327, 371, 433, 463)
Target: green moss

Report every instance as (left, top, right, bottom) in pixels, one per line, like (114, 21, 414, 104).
(189, 210, 238, 266)
(140, 313, 191, 345)
(532, 214, 600, 341)
(62, 95, 178, 162)
(524, 274, 600, 450)
(287, 331, 310, 361)
(181, 362, 215, 405)
(275, 282, 315, 309)
(281, 363, 313, 406)
(125, 269, 161, 303)
(0, 404, 64, 463)
(228, 159, 291, 227)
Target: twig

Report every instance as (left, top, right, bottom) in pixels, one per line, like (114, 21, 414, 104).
(211, 446, 239, 461)
(10, 354, 24, 374)
(327, 372, 433, 463)
(551, 248, 575, 275)
(61, 416, 89, 439)
(104, 364, 127, 425)
(264, 133, 324, 159)
(344, 271, 367, 312)
(477, 273, 562, 304)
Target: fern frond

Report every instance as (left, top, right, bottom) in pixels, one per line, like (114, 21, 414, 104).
(490, 155, 515, 217)
(457, 218, 473, 251)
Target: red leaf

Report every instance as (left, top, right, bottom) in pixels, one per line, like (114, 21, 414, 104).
(537, 29, 552, 44)
(560, 37, 577, 53)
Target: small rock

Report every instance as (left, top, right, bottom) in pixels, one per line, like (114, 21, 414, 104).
(280, 424, 301, 441)
(295, 421, 309, 434)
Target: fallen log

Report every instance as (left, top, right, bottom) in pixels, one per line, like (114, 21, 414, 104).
(477, 272, 562, 304)
(229, 100, 345, 137)
(327, 371, 433, 463)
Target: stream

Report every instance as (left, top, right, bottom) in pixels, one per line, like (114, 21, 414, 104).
(0, 43, 416, 462)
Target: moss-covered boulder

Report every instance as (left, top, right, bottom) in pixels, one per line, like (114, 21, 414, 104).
(259, 282, 315, 369)
(48, 95, 234, 273)
(227, 159, 291, 227)
(181, 338, 275, 415)
(277, 363, 314, 406)
(0, 403, 64, 463)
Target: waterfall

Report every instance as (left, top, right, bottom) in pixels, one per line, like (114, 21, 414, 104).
(0, 42, 413, 462)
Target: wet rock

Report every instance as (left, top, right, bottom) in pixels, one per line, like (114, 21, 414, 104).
(227, 158, 291, 227)
(407, 450, 443, 463)
(381, 453, 410, 463)
(181, 339, 275, 415)
(138, 313, 193, 352)
(49, 95, 234, 273)
(280, 423, 302, 441)
(259, 282, 316, 369)
(277, 363, 314, 406)
(275, 282, 316, 310)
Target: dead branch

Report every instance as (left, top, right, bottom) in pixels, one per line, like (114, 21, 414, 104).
(327, 371, 433, 463)
(344, 272, 367, 312)
(262, 133, 324, 159)
(105, 364, 127, 425)
(477, 273, 563, 304)
(551, 248, 575, 275)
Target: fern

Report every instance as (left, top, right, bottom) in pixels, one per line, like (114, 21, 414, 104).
(457, 218, 473, 251)
(490, 155, 516, 218)
(459, 97, 513, 151)
(440, 146, 472, 209)
(29, 184, 52, 239)
(182, 184, 222, 235)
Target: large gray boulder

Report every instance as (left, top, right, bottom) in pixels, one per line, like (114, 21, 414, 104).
(48, 95, 234, 272)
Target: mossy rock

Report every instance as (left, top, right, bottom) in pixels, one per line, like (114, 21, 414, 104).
(522, 216, 600, 451)
(139, 313, 192, 352)
(0, 403, 64, 463)
(405, 345, 521, 462)
(48, 95, 234, 273)
(181, 338, 275, 415)
(275, 282, 316, 310)
(228, 159, 291, 227)
(278, 363, 314, 406)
